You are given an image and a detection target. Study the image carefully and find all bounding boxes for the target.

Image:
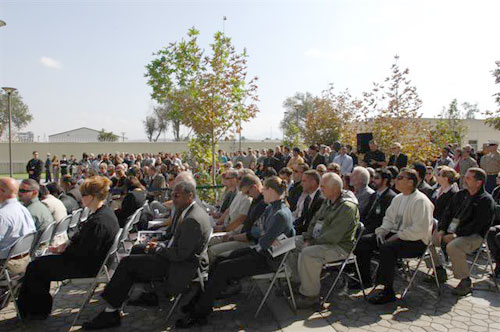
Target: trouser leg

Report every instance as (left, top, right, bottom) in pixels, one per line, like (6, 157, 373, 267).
(298, 244, 347, 297)
(101, 254, 169, 308)
(487, 226, 500, 263)
(287, 235, 306, 283)
(354, 233, 378, 284)
(376, 239, 427, 289)
(207, 241, 250, 263)
(193, 248, 271, 317)
(446, 235, 483, 280)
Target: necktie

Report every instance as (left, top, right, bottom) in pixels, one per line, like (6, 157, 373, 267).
(302, 195, 312, 218)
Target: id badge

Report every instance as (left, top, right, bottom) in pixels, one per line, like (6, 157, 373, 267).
(312, 220, 324, 239)
(375, 204, 381, 215)
(447, 217, 460, 234)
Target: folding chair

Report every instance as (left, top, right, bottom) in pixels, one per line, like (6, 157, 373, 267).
(322, 222, 366, 306)
(68, 208, 83, 235)
(468, 228, 499, 292)
(164, 228, 213, 323)
(117, 207, 144, 255)
(0, 232, 37, 319)
(52, 215, 72, 242)
(70, 229, 123, 327)
(79, 207, 90, 224)
(32, 221, 57, 257)
(400, 218, 440, 299)
(250, 246, 296, 318)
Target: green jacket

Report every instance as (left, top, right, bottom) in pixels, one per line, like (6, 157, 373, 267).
(303, 193, 359, 253)
(26, 197, 55, 230)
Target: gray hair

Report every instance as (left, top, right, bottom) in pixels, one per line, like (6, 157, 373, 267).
(21, 179, 40, 192)
(173, 181, 197, 198)
(353, 166, 370, 186)
(174, 171, 196, 187)
(321, 172, 343, 191)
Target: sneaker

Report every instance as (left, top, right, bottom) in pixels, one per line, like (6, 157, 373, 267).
(424, 266, 447, 284)
(127, 292, 159, 307)
(367, 289, 397, 305)
(452, 278, 472, 296)
(295, 294, 319, 309)
(83, 310, 121, 330)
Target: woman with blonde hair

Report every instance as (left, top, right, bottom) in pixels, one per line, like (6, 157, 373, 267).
(18, 176, 120, 320)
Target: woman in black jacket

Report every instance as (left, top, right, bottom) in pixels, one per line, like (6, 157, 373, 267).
(18, 176, 120, 320)
(431, 166, 460, 223)
(115, 176, 146, 228)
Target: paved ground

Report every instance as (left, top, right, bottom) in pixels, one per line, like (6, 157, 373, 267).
(1, 258, 499, 332)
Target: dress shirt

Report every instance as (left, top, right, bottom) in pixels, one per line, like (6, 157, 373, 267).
(0, 198, 37, 259)
(333, 153, 354, 175)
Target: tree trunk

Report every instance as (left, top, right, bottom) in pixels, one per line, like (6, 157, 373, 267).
(173, 120, 181, 141)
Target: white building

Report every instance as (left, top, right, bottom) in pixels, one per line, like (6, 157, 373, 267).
(49, 127, 101, 143)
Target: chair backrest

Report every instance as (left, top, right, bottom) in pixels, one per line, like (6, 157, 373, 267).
(54, 215, 72, 237)
(130, 207, 144, 226)
(36, 221, 57, 248)
(349, 222, 365, 256)
(80, 207, 90, 223)
(69, 208, 83, 229)
(98, 229, 123, 274)
(119, 213, 136, 244)
(432, 218, 438, 233)
(5, 232, 37, 261)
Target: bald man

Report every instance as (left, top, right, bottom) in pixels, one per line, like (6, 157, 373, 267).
(0, 178, 36, 273)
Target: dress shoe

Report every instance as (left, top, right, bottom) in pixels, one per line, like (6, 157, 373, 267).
(217, 281, 242, 299)
(424, 266, 447, 284)
(26, 313, 49, 321)
(175, 315, 208, 329)
(295, 294, 319, 309)
(367, 289, 397, 305)
(83, 310, 121, 330)
(128, 292, 159, 307)
(452, 277, 472, 296)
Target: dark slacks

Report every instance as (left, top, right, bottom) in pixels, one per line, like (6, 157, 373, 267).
(192, 247, 272, 317)
(486, 175, 497, 193)
(46, 170, 52, 182)
(17, 255, 95, 317)
(487, 225, 500, 263)
(101, 253, 169, 308)
(355, 233, 427, 289)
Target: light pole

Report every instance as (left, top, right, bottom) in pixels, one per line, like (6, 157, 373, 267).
(2, 87, 17, 177)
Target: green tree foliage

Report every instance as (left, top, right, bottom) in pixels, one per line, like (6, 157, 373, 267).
(435, 99, 468, 146)
(485, 61, 500, 130)
(283, 123, 303, 149)
(280, 92, 315, 139)
(98, 129, 118, 142)
(0, 90, 33, 137)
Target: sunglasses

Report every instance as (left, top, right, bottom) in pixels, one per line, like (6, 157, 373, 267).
(18, 189, 34, 193)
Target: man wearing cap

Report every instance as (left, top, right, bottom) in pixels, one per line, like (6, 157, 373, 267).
(387, 142, 408, 170)
(481, 140, 500, 193)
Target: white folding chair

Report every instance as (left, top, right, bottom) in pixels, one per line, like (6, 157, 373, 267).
(79, 207, 90, 223)
(52, 215, 72, 243)
(68, 208, 83, 235)
(0, 232, 37, 319)
(322, 222, 366, 306)
(32, 221, 57, 257)
(70, 229, 123, 327)
(251, 246, 296, 318)
(117, 207, 143, 255)
(468, 228, 499, 292)
(400, 218, 441, 299)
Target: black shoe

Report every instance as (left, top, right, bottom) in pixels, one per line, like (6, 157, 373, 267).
(452, 278, 472, 296)
(26, 313, 49, 321)
(175, 315, 208, 329)
(424, 266, 447, 284)
(367, 289, 397, 305)
(347, 278, 372, 291)
(127, 292, 159, 307)
(83, 310, 121, 330)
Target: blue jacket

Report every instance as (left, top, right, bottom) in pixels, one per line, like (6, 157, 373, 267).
(250, 200, 294, 251)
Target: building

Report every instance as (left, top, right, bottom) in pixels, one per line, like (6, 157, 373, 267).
(49, 127, 101, 143)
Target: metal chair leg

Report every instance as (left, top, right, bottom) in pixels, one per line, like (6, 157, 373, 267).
(71, 281, 99, 327)
(401, 251, 425, 299)
(255, 266, 282, 318)
(322, 260, 348, 306)
(165, 294, 182, 323)
(353, 257, 367, 299)
(284, 266, 296, 312)
(428, 248, 441, 296)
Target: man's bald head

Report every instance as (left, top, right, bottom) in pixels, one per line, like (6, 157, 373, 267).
(0, 178, 19, 203)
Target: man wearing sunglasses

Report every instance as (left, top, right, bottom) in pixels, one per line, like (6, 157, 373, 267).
(354, 168, 433, 304)
(18, 179, 54, 231)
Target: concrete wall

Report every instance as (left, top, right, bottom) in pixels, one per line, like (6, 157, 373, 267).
(0, 141, 282, 173)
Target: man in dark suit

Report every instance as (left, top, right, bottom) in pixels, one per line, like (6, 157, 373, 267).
(308, 145, 327, 169)
(363, 140, 386, 168)
(146, 166, 166, 201)
(387, 142, 408, 171)
(26, 151, 43, 183)
(287, 163, 309, 212)
(263, 149, 282, 174)
(83, 181, 212, 330)
(413, 162, 433, 199)
(295, 170, 325, 234)
(362, 169, 396, 234)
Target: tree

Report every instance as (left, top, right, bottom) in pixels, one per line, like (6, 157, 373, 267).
(0, 90, 33, 137)
(98, 129, 118, 142)
(283, 123, 303, 149)
(143, 115, 158, 142)
(361, 55, 438, 163)
(435, 99, 468, 146)
(485, 61, 500, 130)
(280, 92, 314, 140)
(462, 101, 479, 119)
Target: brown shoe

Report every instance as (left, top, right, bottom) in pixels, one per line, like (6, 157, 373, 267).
(452, 278, 471, 296)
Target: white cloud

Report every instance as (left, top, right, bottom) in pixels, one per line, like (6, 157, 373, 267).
(40, 56, 62, 69)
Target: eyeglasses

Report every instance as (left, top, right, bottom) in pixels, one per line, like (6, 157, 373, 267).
(396, 175, 409, 180)
(18, 189, 33, 193)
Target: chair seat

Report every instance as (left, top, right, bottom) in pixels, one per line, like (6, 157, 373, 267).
(252, 272, 287, 280)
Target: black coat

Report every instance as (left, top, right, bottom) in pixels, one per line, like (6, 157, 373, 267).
(418, 181, 434, 200)
(311, 154, 327, 169)
(295, 190, 325, 235)
(363, 188, 397, 234)
(388, 154, 408, 170)
(431, 186, 458, 223)
(116, 190, 147, 228)
(62, 205, 120, 275)
(59, 193, 80, 214)
(287, 181, 303, 212)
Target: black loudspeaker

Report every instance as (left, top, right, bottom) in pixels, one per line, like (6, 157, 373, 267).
(357, 133, 373, 154)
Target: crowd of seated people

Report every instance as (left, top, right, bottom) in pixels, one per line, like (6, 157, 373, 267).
(1, 139, 500, 329)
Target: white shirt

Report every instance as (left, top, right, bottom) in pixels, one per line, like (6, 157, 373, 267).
(225, 191, 252, 225)
(42, 194, 68, 222)
(333, 153, 354, 175)
(0, 198, 37, 258)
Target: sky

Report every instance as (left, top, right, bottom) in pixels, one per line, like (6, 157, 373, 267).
(1, 0, 499, 141)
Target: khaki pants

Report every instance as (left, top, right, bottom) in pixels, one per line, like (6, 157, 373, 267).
(6, 255, 31, 275)
(427, 231, 483, 280)
(288, 236, 348, 297)
(208, 241, 250, 263)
